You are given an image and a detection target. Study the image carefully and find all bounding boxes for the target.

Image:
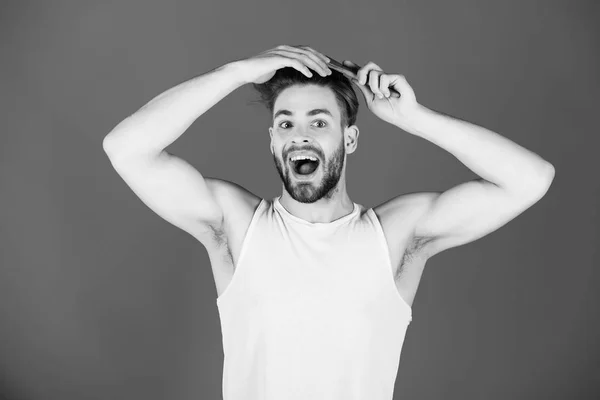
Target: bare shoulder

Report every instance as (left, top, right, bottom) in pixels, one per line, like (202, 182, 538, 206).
(205, 177, 261, 208)
(204, 177, 262, 234)
(373, 191, 438, 219)
(372, 191, 441, 257)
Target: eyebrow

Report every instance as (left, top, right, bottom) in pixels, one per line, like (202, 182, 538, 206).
(273, 108, 333, 121)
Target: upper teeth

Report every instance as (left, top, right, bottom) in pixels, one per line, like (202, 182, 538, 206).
(291, 155, 318, 162)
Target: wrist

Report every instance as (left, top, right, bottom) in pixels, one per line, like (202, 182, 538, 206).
(223, 60, 250, 86)
(394, 102, 429, 133)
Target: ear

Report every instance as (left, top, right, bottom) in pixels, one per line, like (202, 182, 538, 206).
(344, 125, 359, 154)
(269, 127, 274, 154)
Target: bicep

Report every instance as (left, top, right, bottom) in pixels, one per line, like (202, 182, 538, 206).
(106, 150, 225, 236)
(414, 179, 545, 257)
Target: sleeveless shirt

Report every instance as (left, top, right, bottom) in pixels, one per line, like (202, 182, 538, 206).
(216, 196, 412, 400)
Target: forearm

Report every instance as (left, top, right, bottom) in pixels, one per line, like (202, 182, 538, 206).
(103, 61, 246, 159)
(400, 104, 555, 193)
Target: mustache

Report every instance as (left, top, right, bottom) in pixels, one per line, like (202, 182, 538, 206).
(285, 148, 321, 159)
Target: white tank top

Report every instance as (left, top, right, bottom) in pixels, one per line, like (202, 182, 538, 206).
(216, 196, 412, 400)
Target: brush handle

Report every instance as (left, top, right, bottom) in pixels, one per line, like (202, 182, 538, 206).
(326, 56, 360, 80)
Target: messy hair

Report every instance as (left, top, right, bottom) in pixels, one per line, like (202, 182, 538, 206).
(249, 67, 359, 130)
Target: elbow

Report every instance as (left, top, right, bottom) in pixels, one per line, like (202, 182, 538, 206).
(527, 162, 556, 198)
(102, 134, 115, 154)
(540, 162, 556, 187)
(102, 134, 125, 159)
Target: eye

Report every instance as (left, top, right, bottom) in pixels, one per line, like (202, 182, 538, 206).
(278, 120, 328, 129)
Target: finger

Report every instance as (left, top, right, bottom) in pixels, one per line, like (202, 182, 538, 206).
(343, 60, 360, 68)
(271, 50, 323, 76)
(388, 74, 414, 100)
(270, 50, 314, 78)
(379, 74, 391, 97)
(349, 61, 369, 85)
(355, 62, 380, 86)
(368, 70, 384, 98)
(351, 77, 375, 103)
(299, 46, 331, 64)
(341, 60, 362, 77)
(278, 45, 331, 76)
(296, 46, 333, 74)
(274, 46, 325, 73)
(357, 67, 368, 85)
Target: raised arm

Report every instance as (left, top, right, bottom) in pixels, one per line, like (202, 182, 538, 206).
(102, 61, 249, 239)
(102, 46, 333, 240)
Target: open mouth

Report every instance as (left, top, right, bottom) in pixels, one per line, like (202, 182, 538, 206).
(289, 157, 320, 177)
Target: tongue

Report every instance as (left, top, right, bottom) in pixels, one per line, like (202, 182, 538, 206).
(298, 160, 318, 175)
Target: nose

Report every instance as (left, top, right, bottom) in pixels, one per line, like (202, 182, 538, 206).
(291, 130, 314, 143)
(288, 134, 318, 153)
(292, 137, 311, 144)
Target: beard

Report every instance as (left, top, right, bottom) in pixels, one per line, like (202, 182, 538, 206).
(273, 138, 345, 204)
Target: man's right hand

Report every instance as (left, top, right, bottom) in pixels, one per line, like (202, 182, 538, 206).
(235, 45, 333, 84)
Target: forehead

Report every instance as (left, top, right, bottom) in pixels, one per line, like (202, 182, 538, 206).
(273, 84, 340, 121)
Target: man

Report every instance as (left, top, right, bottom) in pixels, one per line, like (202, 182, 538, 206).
(102, 45, 555, 400)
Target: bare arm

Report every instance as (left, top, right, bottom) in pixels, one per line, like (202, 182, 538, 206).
(103, 61, 246, 159)
(101, 45, 332, 239)
(102, 61, 249, 236)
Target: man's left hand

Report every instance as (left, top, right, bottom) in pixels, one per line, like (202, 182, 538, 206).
(343, 60, 419, 128)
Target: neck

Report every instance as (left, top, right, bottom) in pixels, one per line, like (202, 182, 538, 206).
(278, 188, 354, 224)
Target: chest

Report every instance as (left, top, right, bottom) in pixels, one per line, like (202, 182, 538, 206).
(200, 202, 428, 308)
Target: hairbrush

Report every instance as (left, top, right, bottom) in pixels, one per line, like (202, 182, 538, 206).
(325, 55, 360, 80)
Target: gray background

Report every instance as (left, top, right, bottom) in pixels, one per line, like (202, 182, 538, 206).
(1, 0, 598, 399)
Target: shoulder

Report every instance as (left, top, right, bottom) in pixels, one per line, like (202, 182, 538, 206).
(204, 177, 262, 228)
(372, 191, 439, 221)
(372, 191, 442, 256)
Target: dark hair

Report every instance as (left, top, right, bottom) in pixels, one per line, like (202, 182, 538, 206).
(250, 67, 359, 130)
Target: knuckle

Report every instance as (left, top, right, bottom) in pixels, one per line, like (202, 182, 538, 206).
(305, 47, 323, 58)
